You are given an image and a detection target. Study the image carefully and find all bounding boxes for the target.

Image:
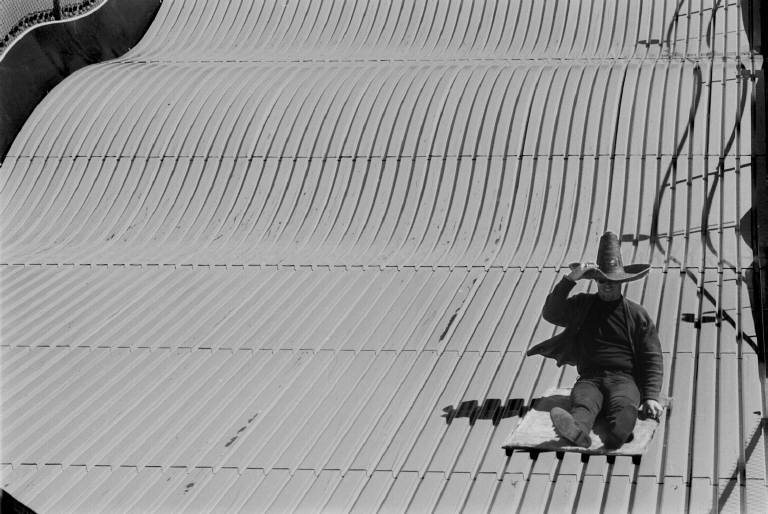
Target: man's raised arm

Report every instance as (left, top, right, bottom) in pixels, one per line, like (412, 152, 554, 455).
(542, 264, 592, 327)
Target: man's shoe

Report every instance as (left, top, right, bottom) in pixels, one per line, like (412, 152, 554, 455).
(550, 407, 591, 448)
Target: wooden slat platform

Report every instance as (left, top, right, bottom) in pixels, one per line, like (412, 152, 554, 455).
(502, 387, 668, 457)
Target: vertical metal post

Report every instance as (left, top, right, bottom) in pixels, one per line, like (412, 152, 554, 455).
(744, 0, 768, 498)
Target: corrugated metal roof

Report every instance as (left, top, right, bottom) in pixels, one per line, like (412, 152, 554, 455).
(1, 0, 765, 512)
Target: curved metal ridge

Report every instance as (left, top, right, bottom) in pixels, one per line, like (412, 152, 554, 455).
(0, 1, 764, 513)
(0, 60, 753, 268)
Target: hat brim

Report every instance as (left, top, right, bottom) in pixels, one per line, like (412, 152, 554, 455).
(583, 264, 651, 283)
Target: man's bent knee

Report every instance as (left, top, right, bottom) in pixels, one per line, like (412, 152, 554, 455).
(603, 404, 638, 449)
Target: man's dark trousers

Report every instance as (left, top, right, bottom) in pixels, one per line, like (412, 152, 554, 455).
(571, 371, 641, 448)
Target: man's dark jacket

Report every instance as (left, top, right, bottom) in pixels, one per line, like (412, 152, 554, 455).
(527, 277, 664, 401)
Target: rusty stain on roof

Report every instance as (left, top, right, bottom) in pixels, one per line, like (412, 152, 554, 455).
(1, 0, 766, 512)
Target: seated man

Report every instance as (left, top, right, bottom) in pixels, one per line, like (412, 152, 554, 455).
(527, 232, 664, 449)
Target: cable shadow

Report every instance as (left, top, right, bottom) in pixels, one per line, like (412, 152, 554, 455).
(715, 418, 765, 512)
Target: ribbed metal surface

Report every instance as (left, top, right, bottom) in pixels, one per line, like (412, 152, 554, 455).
(1, 1, 764, 512)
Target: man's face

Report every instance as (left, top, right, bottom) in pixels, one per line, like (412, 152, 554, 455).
(596, 280, 621, 300)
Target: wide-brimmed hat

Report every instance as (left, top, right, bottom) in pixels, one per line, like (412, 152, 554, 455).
(576, 231, 650, 283)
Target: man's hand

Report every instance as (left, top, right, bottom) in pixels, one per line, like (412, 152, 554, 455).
(567, 262, 596, 281)
(641, 399, 663, 420)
